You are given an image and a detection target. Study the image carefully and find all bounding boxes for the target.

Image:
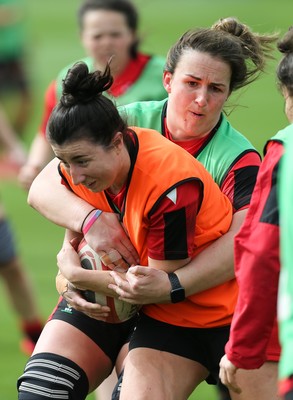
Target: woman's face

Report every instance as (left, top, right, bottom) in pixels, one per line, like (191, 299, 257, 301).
(80, 10, 136, 75)
(163, 50, 231, 140)
(51, 134, 128, 194)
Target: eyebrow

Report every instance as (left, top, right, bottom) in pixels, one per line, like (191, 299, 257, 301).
(57, 154, 88, 163)
(185, 73, 227, 87)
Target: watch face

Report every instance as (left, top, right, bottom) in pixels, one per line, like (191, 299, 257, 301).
(171, 287, 185, 303)
(168, 273, 185, 303)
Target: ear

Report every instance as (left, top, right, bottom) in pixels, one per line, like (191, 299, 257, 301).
(112, 132, 123, 151)
(163, 71, 172, 93)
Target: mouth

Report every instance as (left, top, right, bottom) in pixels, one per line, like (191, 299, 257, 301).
(189, 110, 204, 118)
(84, 181, 96, 190)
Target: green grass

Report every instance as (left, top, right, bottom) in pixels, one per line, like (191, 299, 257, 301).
(1, 0, 292, 398)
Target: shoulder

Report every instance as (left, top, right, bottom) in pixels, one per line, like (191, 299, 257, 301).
(147, 54, 166, 67)
(219, 115, 256, 149)
(267, 123, 293, 149)
(120, 98, 167, 113)
(119, 99, 167, 124)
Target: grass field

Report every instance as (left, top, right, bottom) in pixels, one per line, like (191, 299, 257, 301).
(0, 0, 292, 398)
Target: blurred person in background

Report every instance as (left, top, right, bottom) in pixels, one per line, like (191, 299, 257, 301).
(277, 26, 293, 400)
(219, 26, 293, 400)
(0, 105, 43, 356)
(18, 0, 166, 192)
(0, 0, 32, 135)
(27, 17, 277, 400)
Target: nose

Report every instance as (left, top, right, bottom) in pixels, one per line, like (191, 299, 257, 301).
(194, 87, 208, 107)
(99, 34, 114, 48)
(70, 165, 86, 186)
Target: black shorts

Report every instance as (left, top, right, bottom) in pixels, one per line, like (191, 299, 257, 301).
(129, 313, 230, 385)
(50, 297, 138, 364)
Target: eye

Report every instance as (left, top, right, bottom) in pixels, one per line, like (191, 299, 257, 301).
(110, 32, 122, 39)
(77, 160, 89, 167)
(210, 85, 223, 93)
(187, 81, 198, 87)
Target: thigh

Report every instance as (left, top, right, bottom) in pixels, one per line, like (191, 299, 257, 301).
(120, 348, 209, 400)
(50, 297, 137, 363)
(230, 362, 280, 400)
(130, 313, 230, 385)
(33, 319, 112, 392)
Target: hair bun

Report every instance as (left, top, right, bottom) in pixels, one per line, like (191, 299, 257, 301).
(61, 62, 113, 107)
(278, 26, 293, 54)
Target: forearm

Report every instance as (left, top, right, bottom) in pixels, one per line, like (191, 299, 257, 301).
(176, 209, 246, 296)
(58, 230, 122, 296)
(0, 107, 19, 149)
(109, 210, 246, 305)
(28, 158, 94, 232)
(25, 133, 54, 170)
(68, 268, 116, 296)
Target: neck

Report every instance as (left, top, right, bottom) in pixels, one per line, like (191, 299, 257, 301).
(109, 148, 131, 194)
(94, 56, 130, 79)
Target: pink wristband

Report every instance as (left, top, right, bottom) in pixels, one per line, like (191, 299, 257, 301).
(82, 209, 103, 235)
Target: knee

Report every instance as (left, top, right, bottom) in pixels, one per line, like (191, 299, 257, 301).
(17, 352, 89, 400)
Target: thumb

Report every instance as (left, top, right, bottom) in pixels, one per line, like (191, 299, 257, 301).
(128, 265, 148, 276)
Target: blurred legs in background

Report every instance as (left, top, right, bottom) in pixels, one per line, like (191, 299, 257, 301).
(0, 215, 43, 355)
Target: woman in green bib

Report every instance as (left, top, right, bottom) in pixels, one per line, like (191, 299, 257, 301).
(18, 0, 166, 191)
(27, 17, 277, 400)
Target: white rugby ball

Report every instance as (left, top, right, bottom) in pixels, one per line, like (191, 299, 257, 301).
(78, 239, 139, 323)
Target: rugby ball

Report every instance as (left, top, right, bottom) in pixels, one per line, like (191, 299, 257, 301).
(77, 239, 139, 323)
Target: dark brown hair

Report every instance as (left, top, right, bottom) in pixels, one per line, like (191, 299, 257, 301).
(47, 62, 128, 147)
(165, 17, 278, 92)
(277, 27, 293, 96)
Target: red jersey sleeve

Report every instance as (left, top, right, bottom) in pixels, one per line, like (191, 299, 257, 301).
(147, 180, 202, 260)
(39, 80, 58, 137)
(221, 151, 261, 213)
(225, 141, 283, 369)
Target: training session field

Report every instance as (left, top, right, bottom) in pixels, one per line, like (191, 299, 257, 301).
(0, 0, 292, 398)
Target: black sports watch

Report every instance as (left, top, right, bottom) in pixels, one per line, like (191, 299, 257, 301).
(168, 272, 185, 303)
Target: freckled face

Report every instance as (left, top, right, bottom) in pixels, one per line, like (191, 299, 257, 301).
(52, 137, 128, 193)
(163, 50, 231, 140)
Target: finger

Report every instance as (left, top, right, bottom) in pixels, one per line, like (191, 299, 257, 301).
(112, 258, 129, 271)
(227, 375, 242, 394)
(100, 251, 129, 270)
(220, 369, 241, 394)
(109, 271, 126, 286)
(108, 282, 127, 297)
(108, 284, 137, 303)
(116, 240, 140, 265)
(99, 249, 121, 264)
(219, 367, 227, 387)
(128, 265, 149, 276)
